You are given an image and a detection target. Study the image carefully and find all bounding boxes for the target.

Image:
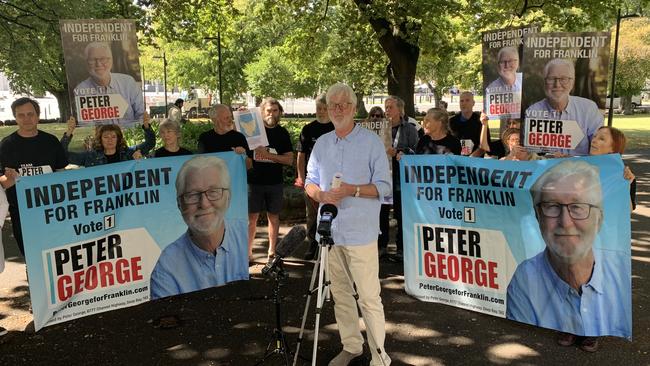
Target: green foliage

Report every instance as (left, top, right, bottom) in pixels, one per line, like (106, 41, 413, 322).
(611, 17, 650, 98)
(244, 47, 295, 99)
(0, 1, 143, 119)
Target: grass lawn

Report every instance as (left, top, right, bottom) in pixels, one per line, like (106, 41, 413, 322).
(1, 114, 649, 151)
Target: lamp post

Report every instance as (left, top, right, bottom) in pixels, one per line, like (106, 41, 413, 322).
(154, 52, 168, 117)
(608, 8, 641, 126)
(204, 33, 223, 104)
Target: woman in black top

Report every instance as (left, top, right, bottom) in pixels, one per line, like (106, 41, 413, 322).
(153, 118, 192, 157)
(415, 108, 461, 155)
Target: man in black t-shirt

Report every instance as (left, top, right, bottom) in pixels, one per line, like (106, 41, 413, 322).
(295, 94, 334, 259)
(449, 92, 487, 156)
(198, 104, 252, 168)
(0, 98, 68, 256)
(248, 98, 294, 261)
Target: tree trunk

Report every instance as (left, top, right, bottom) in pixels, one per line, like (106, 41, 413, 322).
(53, 90, 71, 123)
(426, 82, 442, 108)
(355, 92, 367, 118)
(386, 46, 419, 117)
(622, 95, 634, 115)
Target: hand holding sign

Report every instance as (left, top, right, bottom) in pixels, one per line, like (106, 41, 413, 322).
(66, 116, 77, 135)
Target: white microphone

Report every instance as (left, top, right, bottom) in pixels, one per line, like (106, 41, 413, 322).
(331, 172, 343, 189)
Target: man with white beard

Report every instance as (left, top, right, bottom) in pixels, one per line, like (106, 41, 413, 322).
(150, 155, 248, 299)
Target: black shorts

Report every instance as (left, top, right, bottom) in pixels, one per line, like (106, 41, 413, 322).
(248, 184, 284, 214)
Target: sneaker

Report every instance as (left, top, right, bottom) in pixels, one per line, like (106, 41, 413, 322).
(556, 332, 576, 346)
(579, 337, 599, 352)
(0, 326, 7, 336)
(328, 350, 363, 366)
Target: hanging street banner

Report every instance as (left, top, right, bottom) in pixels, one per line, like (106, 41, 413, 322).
(17, 152, 249, 331)
(60, 19, 145, 126)
(521, 32, 611, 156)
(482, 25, 540, 125)
(401, 154, 631, 339)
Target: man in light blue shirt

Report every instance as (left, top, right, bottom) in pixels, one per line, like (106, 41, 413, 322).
(524, 58, 603, 155)
(486, 46, 522, 93)
(306, 83, 392, 366)
(74, 42, 144, 125)
(150, 156, 248, 300)
(506, 159, 631, 340)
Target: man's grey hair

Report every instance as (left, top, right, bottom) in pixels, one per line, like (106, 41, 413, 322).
(315, 93, 327, 107)
(497, 46, 519, 62)
(543, 58, 575, 79)
(176, 156, 231, 195)
(84, 42, 112, 60)
(530, 159, 602, 207)
(208, 104, 230, 120)
(459, 91, 475, 99)
(158, 118, 181, 135)
(385, 95, 405, 116)
(326, 83, 357, 107)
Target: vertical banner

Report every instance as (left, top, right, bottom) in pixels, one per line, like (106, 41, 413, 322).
(60, 19, 144, 126)
(357, 118, 393, 203)
(521, 32, 610, 155)
(482, 25, 539, 126)
(233, 107, 269, 149)
(401, 154, 631, 339)
(18, 152, 249, 331)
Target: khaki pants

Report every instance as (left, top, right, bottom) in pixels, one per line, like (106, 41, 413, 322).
(329, 241, 389, 365)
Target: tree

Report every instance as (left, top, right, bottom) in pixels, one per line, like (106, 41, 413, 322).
(0, 0, 142, 121)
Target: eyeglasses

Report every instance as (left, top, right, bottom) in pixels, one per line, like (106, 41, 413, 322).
(370, 114, 383, 118)
(544, 77, 573, 86)
(179, 188, 228, 205)
(536, 202, 600, 220)
(327, 102, 353, 111)
(87, 57, 112, 65)
(498, 59, 518, 66)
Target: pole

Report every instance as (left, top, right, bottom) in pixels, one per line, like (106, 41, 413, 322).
(218, 32, 223, 104)
(142, 66, 146, 112)
(163, 52, 168, 118)
(608, 9, 621, 127)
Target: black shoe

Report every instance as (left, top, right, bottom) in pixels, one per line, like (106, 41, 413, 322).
(0, 326, 7, 336)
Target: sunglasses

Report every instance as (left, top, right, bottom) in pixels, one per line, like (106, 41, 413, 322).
(370, 114, 383, 118)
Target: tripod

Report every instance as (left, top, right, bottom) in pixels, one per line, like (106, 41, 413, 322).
(256, 264, 292, 366)
(293, 234, 388, 366)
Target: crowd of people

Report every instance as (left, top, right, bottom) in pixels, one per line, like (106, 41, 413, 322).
(0, 87, 638, 362)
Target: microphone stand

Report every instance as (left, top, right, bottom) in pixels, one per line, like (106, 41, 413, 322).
(293, 231, 333, 366)
(256, 262, 292, 366)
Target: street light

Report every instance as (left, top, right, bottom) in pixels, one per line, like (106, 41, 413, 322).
(608, 7, 642, 126)
(204, 33, 223, 104)
(153, 52, 168, 117)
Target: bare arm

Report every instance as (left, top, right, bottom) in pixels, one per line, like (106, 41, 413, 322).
(296, 152, 306, 182)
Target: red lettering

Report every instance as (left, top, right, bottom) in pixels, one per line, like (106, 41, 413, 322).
(99, 261, 114, 287)
(422, 254, 499, 289)
(57, 275, 72, 301)
(528, 132, 572, 148)
(115, 258, 130, 283)
(80, 106, 120, 121)
(85, 265, 98, 290)
(130, 257, 143, 281)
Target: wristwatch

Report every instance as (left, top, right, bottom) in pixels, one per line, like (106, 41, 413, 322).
(354, 186, 361, 197)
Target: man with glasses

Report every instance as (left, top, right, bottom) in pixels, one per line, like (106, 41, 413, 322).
(487, 46, 522, 92)
(150, 156, 248, 299)
(506, 159, 630, 346)
(296, 94, 334, 259)
(524, 58, 603, 155)
(306, 83, 392, 366)
(74, 41, 144, 124)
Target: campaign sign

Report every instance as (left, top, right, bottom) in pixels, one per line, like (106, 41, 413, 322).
(358, 118, 393, 203)
(482, 25, 539, 122)
(521, 32, 610, 155)
(401, 154, 631, 339)
(18, 152, 249, 331)
(60, 19, 144, 126)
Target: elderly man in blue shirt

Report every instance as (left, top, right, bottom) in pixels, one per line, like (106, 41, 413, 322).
(150, 155, 248, 299)
(74, 41, 144, 125)
(305, 83, 392, 366)
(524, 58, 603, 155)
(506, 159, 631, 351)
